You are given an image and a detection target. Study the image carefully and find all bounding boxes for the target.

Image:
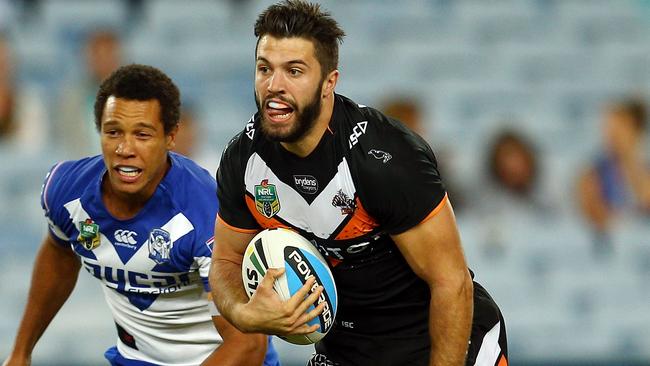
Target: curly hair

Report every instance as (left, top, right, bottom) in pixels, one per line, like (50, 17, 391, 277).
(94, 64, 180, 134)
(254, 0, 345, 77)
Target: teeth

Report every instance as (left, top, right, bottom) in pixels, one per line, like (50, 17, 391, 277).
(117, 167, 140, 177)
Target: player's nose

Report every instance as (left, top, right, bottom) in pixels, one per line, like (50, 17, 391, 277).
(267, 72, 286, 93)
(115, 138, 136, 157)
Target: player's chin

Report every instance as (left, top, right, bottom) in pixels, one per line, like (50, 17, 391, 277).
(109, 176, 144, 195)
(261, 122, 295, 141)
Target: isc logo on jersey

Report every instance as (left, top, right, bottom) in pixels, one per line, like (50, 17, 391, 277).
(242, 228, 338, 345)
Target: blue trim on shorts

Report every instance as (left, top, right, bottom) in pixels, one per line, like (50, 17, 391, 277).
(104, 347, 159, 366)
(104, 337, 280, 366)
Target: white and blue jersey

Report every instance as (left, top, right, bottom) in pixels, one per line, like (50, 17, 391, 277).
(41, 152, 279, 366)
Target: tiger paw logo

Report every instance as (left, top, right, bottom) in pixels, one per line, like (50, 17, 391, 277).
(368, 149, 392, 163)
(332, 190, 355, 215)
(254, 179, 280, 218)
(77, 218, 100, 250)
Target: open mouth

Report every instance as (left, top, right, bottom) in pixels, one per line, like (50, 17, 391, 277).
(266, 100, 295, 121)
(115, 165, 142, 181)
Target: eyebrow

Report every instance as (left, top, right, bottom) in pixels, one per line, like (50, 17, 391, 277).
(256, 56, 309, 68)
(103, 120, 157, 130)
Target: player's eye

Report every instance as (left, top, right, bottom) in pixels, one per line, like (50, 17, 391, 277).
(136, 132, 152, 139)
(104, 129, 119, 137)
(289, 68, 302, 76)
(257, 65, 270, 74)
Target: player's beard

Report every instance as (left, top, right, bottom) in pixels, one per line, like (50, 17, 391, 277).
(255, 83, 323, 143)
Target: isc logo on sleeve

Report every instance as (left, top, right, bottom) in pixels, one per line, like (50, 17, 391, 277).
(348, 121, 368, 148)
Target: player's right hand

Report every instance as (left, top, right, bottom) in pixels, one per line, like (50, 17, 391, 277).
(236, 267, 325, 335)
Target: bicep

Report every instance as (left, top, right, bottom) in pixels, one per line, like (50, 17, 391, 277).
(43, 234, 78, 261)
(213, 216, 258, 264)
(391, 197, 468, 287)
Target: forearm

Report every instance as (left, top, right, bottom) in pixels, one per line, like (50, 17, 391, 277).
(9, 239, 80, 358)
(209, 258, 251, 331)
(428, 275, 474, 366)
(201, 334, 267, 366)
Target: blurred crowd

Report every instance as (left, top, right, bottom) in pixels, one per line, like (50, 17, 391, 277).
(0, 0, 649, 364)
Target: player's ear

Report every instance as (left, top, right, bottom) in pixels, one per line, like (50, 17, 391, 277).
(166, 124, 179, 150)
(321, 69, 339, 98)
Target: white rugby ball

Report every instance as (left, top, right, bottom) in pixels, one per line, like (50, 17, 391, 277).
(242, 228, 337, 345)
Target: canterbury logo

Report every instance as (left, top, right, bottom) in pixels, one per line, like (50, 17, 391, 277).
(114, 230, 137, 245)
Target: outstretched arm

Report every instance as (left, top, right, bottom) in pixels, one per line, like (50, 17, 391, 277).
(3, 236, 80, 366)
(392, 198, 473, 366)
(209, 217, 323, 335)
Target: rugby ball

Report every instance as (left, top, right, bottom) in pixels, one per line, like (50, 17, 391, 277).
(242, 228, 337, 345)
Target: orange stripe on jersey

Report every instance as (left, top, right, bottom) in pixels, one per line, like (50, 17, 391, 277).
(497, 354, 508, 366)
(419, 193, 449, 224)
(245, 195, 290, 230)
(217, 215, 259, 234)
(334, 198, 379, 240)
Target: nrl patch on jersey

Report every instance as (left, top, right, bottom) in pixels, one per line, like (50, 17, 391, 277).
(77, 218, 100, 250)
(254, 179, 280, 218)
(148, 228, 172, 264)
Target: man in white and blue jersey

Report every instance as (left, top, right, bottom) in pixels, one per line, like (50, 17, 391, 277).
(3, 64, 279, 366)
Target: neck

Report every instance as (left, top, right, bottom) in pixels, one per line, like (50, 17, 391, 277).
(102, 179, 151, 220)
(280, 94, 334, 158)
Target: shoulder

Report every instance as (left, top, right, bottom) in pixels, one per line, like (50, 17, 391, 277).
(166, 153, 218, 208)
(334, 94, 430, 153)
(217, 114, 264, 184)
(221, 114, 260, 161)
(161, 154, 219, 239)
(41, 156, 104, 213)
(169, 153, 216, 189)
(335, 95, 436, 175)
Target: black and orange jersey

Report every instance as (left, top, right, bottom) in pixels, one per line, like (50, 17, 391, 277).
(217, 94, 447, 338)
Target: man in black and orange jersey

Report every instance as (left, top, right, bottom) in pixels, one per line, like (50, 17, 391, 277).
(209, 1, 508, 365)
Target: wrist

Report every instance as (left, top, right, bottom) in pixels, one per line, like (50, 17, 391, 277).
(231, 302, 253, 333)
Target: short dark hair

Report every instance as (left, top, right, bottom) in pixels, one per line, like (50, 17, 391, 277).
(612, 98, 647, 132)
(94, 64, 180, 134)
(254, 0, 345, 77)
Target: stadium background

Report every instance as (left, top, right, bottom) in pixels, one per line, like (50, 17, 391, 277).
(0, 0, 649, 365)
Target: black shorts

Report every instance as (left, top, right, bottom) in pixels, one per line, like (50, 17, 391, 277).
(307, 282, 508, 366)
